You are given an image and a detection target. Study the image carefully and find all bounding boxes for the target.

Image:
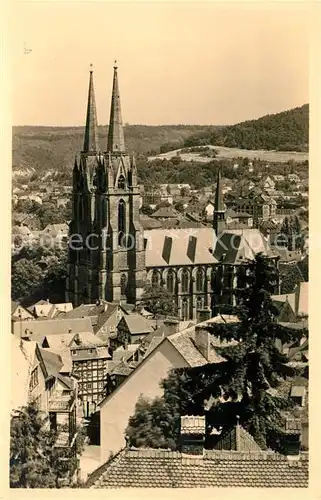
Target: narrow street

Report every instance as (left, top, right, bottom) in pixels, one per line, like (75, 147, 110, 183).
(79, 444, 101, 482)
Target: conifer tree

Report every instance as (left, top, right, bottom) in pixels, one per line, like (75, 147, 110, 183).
(126, 255, 307, 451)
(10, 402, 82, 488)
(10, 402, 57, 488)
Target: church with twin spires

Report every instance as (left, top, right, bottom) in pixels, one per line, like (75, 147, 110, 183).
(66, 64, 276, 321)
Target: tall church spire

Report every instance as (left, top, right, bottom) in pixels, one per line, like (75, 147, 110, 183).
(83, 65, 99, 153)
(213, 169, 226, 236)
(107, 62, 126, 153)
(214, 169, 224, 212)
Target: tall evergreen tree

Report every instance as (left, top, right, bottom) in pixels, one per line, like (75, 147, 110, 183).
(10, 402, 82, 488)
(10, 403, 57, 488)
(126, 255, 307, 451)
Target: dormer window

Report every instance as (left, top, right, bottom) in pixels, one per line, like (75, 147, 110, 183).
(118, 175, 125, 189)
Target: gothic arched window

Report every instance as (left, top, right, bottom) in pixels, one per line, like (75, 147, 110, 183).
(181, 269, 189, 293)
(196, 297, 203, 310)
(151, 270, 159, 287)
(182, 299, 188, 321)
(167, 269, 174, 294)
(118, 175, 125, 190)
(128, 170, 132, 188)
(120, 274, 127, 297)
(118, 199, 126, 247)
(196, 268, 203, 292)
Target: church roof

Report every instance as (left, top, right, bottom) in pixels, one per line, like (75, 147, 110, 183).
(214, 228, 276, 264)
(144, 228, 217, 267)
(144, 227, 275, 268)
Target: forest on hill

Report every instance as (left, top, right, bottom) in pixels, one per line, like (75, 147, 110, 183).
(12, 104, 308, 174)
(12, 125, 210, 173)
(185, 104, 309, 151)
(182, 105, 309, 152)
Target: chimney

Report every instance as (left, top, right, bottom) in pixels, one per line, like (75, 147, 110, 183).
(180, 416, 206, 455)
(194, 328, 211, 361)
(282, 416, 302, 458)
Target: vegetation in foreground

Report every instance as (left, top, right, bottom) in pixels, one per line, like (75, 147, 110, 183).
(126, 255, 307, 452)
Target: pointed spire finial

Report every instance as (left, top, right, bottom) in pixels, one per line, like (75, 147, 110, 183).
(90, 63, 93, 72)
(107, 64, 125, 153)
(114, 59, 118, 68)
(83, 67, 99, 153)
(214, 169, 225, 213)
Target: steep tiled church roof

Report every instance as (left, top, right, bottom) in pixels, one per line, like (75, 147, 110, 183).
(144, 228, 217, 267)
(88, 448, 308, 488)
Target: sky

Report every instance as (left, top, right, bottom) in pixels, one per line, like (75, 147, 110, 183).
(11, 1, 310, 126)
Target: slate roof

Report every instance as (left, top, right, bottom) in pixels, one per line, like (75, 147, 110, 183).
(167, 327, 226, 367)
(144, 227, 275, 268)
(120, 315, 153, 335)
(110, 361, 133, 377)
(39, 348, 63, 378)
(214, 229, 276, 264)
(151, 206, 181, 219)
(88, 448, 309, 488)
(142, 336, 164, 359)
(139, 215, 162, 230)
(70, 332, 107, 349)
(144, 228, 217, 267)
(272, 282, 308, 318)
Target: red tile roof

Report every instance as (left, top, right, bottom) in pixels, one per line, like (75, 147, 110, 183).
(88, 448, 308, 488)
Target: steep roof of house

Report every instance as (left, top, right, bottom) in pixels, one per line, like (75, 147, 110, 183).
(151, 206, 181, 219)
(98, 316, 234, 408)
(167, 326, 226, 367)
(110, 360, 133, 377)
(61, 301, 125, 333)
(12, 317, 94, 340)
(139, 215, 163, 230)
(70, 331, 108, 348)
(121, 315, 153, 335)
(142, 336, 164, 359)
(272, 282, 308, 318)
(38, 348, 63, 378)
(88, 448, 308, 488)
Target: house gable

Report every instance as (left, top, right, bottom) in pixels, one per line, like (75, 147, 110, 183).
(99, 337, 190, 462)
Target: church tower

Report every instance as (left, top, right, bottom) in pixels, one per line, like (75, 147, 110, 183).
(213, 169, 226, 236)
(67, 64, 146, 306)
